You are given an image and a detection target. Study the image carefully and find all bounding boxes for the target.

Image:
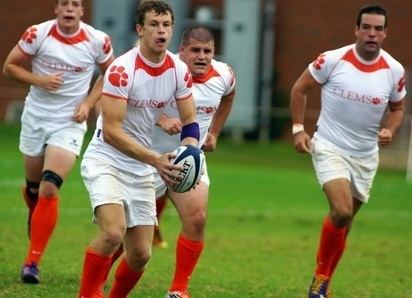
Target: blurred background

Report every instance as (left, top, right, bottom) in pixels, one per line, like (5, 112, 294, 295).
(0, 0, 411, 175)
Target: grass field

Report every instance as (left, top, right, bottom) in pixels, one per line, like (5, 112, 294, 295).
(0, 123, 411, 298)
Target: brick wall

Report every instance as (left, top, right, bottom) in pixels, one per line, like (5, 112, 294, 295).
(0, 1, 410, 135)
(274, 0, 412, 134)
(0, 0, 91, 121)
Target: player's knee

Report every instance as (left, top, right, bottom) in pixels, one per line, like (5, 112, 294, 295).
(330, 208, 352, 227)
(103, 227, 126, 249)
(40, 170, 63, 197)
(127, 248, 151, 270)
(187, 210, 207, 234)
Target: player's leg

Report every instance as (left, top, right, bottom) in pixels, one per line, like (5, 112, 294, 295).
(108, 175, 156, 297)
(22, 155, 44, 238)
(328, 196, 362, 279)
(108, 225, 153, 298)
(166, 180, 208, 297)
(154, 193, 168, 248)
(18, 111, 44, 238)
(79, 203, 126, 298)
(308, 138, 353, 297)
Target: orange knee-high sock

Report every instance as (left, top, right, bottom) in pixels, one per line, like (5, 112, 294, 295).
(156, 195, 168, 220)
(25, 196, 58, 264)
(108, 258, 143, 298)
(328, 236, 347, 278)
(98, 245, 125, 293)
(170, 234, 204, 292)
(315, 217, 346, 277)
(78, 248, 112, 298)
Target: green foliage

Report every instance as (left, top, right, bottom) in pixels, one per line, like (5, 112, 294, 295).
(0, 124, 411, 297)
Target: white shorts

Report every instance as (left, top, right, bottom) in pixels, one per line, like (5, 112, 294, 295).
(311, 136, 378, 203)
(19, 108, 87, 156)
(81, 157, 157, 228)
(154, 159, 210, 199)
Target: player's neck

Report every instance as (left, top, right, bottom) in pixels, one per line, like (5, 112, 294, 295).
(56, 23, 81, 35)
(355, 44, 380, 62)
(139, 44, 166, 64)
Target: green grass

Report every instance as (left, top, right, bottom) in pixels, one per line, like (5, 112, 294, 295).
(0, 123, 411, 297)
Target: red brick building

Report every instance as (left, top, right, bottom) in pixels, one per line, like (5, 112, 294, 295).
(0, 0, 410, 137)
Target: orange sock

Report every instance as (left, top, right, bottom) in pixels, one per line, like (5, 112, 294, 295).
(315, 217, 346, 277)
(328, 237, 347, 278)
(25, 196, 58, 264)
(108, 258, 143, 298)
(78, 248, 112, 298)
(169, 234, 204, 292)
(98, 245, 125, 293)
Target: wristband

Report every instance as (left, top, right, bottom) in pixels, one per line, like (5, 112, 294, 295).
(292, 123, 304, 135)
(181, 122, 200, 141)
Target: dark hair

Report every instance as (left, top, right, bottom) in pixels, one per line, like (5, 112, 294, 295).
(135, 0, 174, 26)
(356, 4, 387, 28)
(181, 25, 215, 46)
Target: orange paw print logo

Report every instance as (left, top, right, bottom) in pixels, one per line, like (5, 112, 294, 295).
(21, 27, 38, 44)
(108, 65, 128, 87)
(103, 36, 112, 54)
(372, 97, 381, 105)
(397, 75, 406, 93)
(313, 54, 326, 70)
(184, 71, 193, 88)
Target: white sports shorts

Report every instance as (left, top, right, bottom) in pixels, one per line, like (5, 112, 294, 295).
(154, 159, 210, 199)
(19, 108, 87, 156)
(81, 157, 157, 228)
(311, 136, 378, 203)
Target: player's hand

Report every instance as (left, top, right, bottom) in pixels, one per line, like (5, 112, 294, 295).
(378, 128, 393, 147)
(38, 72, 64, 91)
(72, 101, 93, 123)
(293, 131, 312, 153)
(201, 133, 217, 152)
(154, 152, 182, 187)
(157, 114, 182, 135)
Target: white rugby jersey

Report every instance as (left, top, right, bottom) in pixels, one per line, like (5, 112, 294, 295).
(84, 47, 193, 175)
(18, 19, 113, 120)
(151, 58, 235, 154)
(308, 44, 406, 157)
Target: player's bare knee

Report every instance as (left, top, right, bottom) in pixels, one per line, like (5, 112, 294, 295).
(189, 210, 207, 233)
(40, 170, 63, 197)
(102, 227, 126, 249)
(330, 209, 352, 227)
(127, 249, 151, 270)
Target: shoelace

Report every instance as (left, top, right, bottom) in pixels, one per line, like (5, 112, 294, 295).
(310, 275, 328, 294)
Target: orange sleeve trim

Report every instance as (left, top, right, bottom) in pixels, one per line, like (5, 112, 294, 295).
(102, 92, 128, 101)
(17, 44, 32, 57)
(175, 93, 192, 101)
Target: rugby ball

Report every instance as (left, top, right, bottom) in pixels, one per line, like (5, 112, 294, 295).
(169, 145, 205, 193)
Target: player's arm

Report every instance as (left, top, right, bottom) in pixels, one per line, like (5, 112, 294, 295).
(72, 56, 115, 123)
(2, 45, 64, 91)
(378, 99, 405, 146)
(202, 89, 236, 152)
(290, 69, 320, 153)
(101, 95, 180, 184)
(176, 95, 199, 146)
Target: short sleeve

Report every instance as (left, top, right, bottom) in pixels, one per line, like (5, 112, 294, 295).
(308, 50, 338, 84)
(390, 66, 407, 102)
(92, 29, 114, 65)
(175, 60, 193, 100)
(18, 22, 50, 56)
(102, 57, 133, 100)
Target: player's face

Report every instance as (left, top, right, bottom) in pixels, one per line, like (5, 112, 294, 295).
(179, 39, 215, 76)
(355, 13, 386, 60)
(55, 0, 83, 34)
(137, 11, 173, 57)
